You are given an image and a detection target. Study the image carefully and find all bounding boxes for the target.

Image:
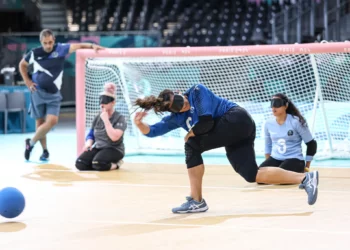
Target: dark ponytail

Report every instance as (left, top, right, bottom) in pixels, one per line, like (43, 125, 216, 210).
(273, 93, 307, 126)
(134, 89, 174, 114)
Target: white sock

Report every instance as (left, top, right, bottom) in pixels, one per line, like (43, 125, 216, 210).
(110, 163, 118, 170)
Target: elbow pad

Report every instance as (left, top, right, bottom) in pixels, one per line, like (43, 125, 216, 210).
(305, 139, 317, 161)
(192, 115, 215, 136)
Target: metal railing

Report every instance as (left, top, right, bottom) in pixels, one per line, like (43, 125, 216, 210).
(271, 0, 349, 44)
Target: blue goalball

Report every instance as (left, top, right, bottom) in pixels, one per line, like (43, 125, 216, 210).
(0, 187, 25, 219)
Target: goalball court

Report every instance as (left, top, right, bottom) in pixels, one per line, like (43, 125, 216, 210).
(1, 42, 350, 250)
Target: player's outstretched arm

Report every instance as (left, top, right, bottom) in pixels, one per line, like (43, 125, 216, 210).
(134, 112, 180, 138)
(134, 112, 151, 135)
(69, 43, 105, 54)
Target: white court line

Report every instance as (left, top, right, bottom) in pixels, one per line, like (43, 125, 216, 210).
(72, 181, 350, 193)
(22, 169, 350, 193)
(24, 218, 350, 235)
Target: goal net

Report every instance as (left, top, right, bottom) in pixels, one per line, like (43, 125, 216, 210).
(76, 42, 350, 160)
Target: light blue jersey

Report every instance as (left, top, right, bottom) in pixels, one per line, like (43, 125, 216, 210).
(146, 84, 237, 137)
(264, 114, 314, 161)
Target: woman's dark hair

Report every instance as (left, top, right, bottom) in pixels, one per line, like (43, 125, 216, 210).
(134, 89, 174, 114)
(273, 93, 307, 126)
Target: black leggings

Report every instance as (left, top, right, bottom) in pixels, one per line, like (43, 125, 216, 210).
(259, 157, 305, 173)
(186, 106, 258, 183)
(75, 148, 124, 171)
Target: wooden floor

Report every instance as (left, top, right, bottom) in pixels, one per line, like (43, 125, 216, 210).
(0, 162, 350, 250)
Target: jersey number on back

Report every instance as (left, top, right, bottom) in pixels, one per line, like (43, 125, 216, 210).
(186, 117, 192, 130)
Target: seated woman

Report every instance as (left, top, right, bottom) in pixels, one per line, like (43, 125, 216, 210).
(260, 93, 317, 175)
(75, 82, 127, 171)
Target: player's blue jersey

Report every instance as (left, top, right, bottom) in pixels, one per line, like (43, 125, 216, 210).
(264, 114, 314, 161)
(146, 84, 237, 137)
(24, 43, 71, 93)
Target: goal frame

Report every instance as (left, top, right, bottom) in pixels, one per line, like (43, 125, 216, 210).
(75, 42, 350, 156)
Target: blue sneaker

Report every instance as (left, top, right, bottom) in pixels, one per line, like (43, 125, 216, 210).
(39, 149, 49, 161)
(172, 196, 209, 214)
(299, 171, 319, 205)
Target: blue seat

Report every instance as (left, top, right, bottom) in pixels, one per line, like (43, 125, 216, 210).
(0, 92, 7, 134)
(6, 91, 26, 133)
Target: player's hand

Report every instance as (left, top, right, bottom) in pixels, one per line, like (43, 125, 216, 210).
(92, 44, 105, 52)
(134, 112, 147, 125)
(305, 161, 311, 172)
(26, 80, 37, 92)
(184, 130, 195, 142)
(83, 144, 92, 151)
(83, 140, 93, 151)
(100, 108, 109, 122)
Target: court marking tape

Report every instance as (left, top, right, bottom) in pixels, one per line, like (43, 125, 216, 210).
(23, 218, 350, 235)
(12, 168, 350, 193)
(70, 182, 350, 193)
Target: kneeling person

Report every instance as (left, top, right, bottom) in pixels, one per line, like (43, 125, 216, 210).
(260, 93, 317, 175)
(75, 83, 127, 171)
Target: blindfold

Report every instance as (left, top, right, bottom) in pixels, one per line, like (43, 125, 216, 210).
(169, 94, 184, 113)
(270, 98, 287, 108)
(100, 95, 115, 104)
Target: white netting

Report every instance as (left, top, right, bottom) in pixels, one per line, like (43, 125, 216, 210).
(84, 52, 350, 160)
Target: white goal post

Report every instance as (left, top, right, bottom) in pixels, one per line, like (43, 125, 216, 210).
(76, 42, 350, 160)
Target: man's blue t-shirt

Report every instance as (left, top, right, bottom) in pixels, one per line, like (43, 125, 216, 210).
(145, 84, 237, 137)
(24, 43, 70, 93)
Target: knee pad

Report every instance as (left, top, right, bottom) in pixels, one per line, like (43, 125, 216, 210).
(185, 141, 203, 168)
(75, 158, 91, 171)
(243, 171, 257, 183)
(92, 161, 111, 171)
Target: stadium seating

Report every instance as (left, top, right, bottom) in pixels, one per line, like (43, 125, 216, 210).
(65, 0, 300, 46)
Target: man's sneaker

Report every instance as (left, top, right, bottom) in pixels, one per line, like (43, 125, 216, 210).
(39, 149, 49, 161)
(299, 171, 319, 205)
(24, 138, 33, 161)
(172, 196, 209, 214)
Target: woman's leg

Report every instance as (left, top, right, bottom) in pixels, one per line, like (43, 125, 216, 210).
(188, 164, 204, 202)
(75, 148, 99, 171)
(259, 157, 283, 168)
(172, 107, 255, 213)
(280, 159, 305, 173)
(257, 159, 306, 183)
(256, 167, 305, 184)
(257, 157, 283, 184)
(226, 141, 318, 205)
(92, 148, 124, 171)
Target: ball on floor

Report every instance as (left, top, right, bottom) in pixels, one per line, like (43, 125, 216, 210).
(0, 187, 25, 219)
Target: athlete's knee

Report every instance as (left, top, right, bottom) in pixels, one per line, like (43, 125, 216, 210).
(255, 167, 273, 183)
(230, 160, 257, 183)
(46, 115, 59, 127)
(36, 118, 45, 128)
(185, 140, 203, 169)
(243, 170, 257, 183)
(75, 158, 92, 171)
(92, 160, 112, 171)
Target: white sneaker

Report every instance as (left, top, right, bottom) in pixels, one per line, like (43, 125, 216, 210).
(116, 159, 124, 169)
